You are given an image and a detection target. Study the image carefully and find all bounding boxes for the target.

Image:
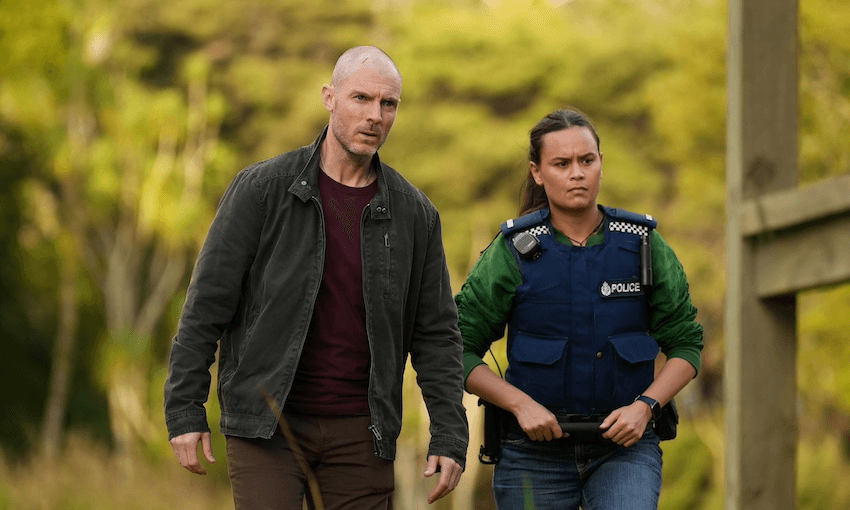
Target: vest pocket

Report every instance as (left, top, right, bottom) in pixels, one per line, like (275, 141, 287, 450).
(508, 332, 569, 406)
(608, 333, 659, 405)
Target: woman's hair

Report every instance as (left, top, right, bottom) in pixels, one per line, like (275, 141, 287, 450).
(519, 108, 601, 215)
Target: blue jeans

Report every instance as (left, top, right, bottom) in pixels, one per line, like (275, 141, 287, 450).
(493, 430, 662, 510)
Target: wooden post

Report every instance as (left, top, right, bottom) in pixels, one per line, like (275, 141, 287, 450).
(725, 0, 799, 509)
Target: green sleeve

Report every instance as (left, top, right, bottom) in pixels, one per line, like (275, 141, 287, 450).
(454, 235, 522, 384)
(648, 230, 704, 373)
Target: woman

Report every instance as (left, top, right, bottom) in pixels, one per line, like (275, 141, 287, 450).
(456, 108, 703, 509)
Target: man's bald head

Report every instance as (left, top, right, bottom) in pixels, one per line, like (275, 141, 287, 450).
(330, 46, 402, 89)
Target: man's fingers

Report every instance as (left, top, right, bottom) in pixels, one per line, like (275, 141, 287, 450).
(178, 447, 205, 474)
(200, 432, 216, 464)
(427, 484, 450, 505)
(423, 455, 439, 477)
(170, 432, 209, 475)
(425, 457, 462, 504)
(426, 469, 458, 504)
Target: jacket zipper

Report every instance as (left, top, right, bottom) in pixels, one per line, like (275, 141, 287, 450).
(368, 424, 383, 442)
(363, 206, 383, 457)
(277, 194, 325, 413)
(383, 232, 391, 298)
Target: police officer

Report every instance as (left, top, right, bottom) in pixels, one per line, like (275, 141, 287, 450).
(455, 108, 703, 509)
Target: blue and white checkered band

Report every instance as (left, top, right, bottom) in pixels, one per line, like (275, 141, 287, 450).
(609, 221, 650, 237)
(523, 225, 550, 237)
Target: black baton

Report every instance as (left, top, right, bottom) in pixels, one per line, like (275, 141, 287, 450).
(559, 421, 605, 434)
(640, 234, 653, 287)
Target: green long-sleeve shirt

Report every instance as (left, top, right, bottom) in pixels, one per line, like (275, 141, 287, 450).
(455, 220, 703, 384)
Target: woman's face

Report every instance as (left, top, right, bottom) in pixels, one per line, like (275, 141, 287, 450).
(530, 126, 602, 215)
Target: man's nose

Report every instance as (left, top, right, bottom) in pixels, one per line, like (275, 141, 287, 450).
(365, 100, 382, 122)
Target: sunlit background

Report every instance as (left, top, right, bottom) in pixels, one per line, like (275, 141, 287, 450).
(1, 0, 849, 508)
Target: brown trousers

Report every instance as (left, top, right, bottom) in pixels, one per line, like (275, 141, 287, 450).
(226, 414, 394, 510)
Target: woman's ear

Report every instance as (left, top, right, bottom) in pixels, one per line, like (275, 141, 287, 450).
(529, 162, 543, 187)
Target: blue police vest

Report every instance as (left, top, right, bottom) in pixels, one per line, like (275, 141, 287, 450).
(501, 206, 660, 414)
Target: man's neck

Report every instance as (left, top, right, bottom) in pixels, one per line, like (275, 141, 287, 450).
(320, 139, 374, 187)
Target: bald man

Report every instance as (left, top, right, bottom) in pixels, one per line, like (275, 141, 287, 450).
(164, 46, 468, 509)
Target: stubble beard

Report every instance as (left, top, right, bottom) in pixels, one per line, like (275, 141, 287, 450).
(339, 133, 383, 163)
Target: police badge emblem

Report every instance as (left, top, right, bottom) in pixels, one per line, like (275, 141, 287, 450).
(600, 279, 642, 298)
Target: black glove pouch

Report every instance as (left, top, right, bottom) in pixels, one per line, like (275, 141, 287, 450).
(654, 399, 679, 441)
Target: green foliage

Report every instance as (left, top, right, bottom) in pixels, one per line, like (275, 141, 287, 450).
(659, 417, 721, 510)
(800, 0, 850, 183)
(798, 434, 850, 510)
(0, 132, 50, 457)
(799, 286, 850, 417)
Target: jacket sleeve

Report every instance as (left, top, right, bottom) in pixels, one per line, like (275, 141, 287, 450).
(164, 170, 264, 439)
(455, 234, 521, 382)
(648, 230, 704, 374)
(407, 208, 470, 469)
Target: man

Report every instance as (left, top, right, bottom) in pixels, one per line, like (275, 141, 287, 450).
(165, 46, 468, 509)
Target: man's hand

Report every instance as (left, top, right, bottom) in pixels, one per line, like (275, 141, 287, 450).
(600, 401, 652, 448)
(423, 455, 462, 504)
(170, 431, 216, 475)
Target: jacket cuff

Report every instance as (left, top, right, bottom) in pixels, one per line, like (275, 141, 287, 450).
(428, 436, 469, 471)
(165, 410, 211, 440)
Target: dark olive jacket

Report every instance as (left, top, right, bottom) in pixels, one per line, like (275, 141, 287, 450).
(164, 128, 469, 468)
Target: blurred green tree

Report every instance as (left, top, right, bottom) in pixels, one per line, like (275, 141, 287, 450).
(1, 0, 231, 455)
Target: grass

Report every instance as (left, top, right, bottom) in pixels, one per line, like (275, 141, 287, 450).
(0, 434, 232, 510)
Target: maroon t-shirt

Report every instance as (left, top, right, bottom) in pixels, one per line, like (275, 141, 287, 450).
(285, 170, 378, 415)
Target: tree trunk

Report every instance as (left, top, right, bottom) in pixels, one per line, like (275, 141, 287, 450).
(41, 244, 79, 459)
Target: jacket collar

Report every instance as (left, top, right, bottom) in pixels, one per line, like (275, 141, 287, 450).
(288, 126, 391, 220)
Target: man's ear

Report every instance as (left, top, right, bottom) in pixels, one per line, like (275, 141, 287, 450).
(321, 84, 334, 112)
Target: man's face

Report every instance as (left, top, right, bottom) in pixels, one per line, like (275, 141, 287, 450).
(324, 66, 401, 159)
